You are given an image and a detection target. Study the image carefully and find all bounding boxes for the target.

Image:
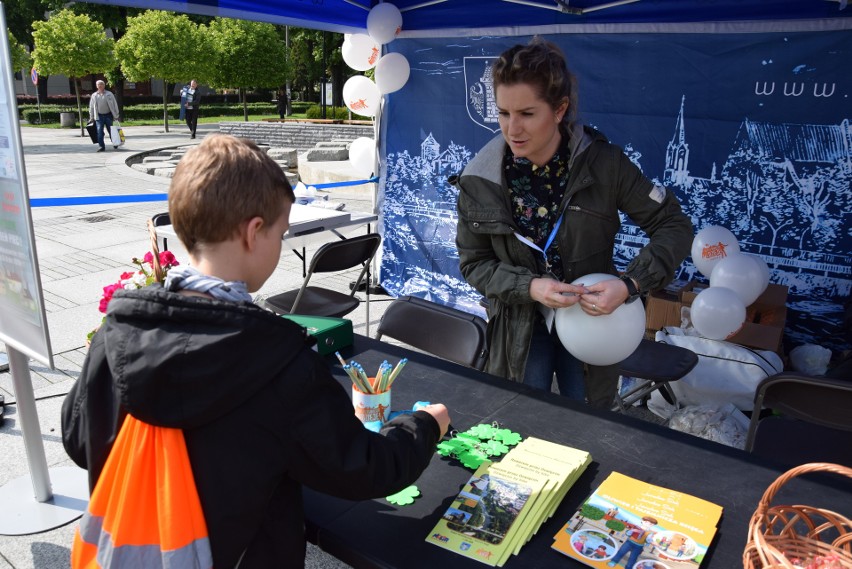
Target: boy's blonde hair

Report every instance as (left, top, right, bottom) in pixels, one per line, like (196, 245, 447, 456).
(169, 135, 294, 252)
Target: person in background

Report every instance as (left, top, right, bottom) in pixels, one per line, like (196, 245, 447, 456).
(62, 134, 451, 568)
(180, 79, 201, 139)
(454, 37, 693, 408)
(87, 79, 120, 152)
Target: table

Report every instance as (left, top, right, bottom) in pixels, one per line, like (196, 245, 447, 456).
(305, 335, 852, 569)
(154, 203, 378, 276)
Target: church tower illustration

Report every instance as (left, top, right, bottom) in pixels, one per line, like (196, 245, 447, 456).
(664, 96, 690, 187)
(480, 63, 498, 126)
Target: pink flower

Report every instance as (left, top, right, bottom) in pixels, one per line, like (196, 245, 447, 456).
(143, 251, 154, 265)
(99, 283, 123, 313)
(120, 271, 135, 280)
(159, 250, 179, 267)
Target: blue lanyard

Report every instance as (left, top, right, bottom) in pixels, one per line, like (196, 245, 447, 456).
(513, 206, 566, 275)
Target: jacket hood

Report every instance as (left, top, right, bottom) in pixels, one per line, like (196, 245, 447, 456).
(101, 286, 309, 429)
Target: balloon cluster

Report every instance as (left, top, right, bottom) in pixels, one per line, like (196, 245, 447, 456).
(688, 225, 771, 340)
(341, 3, 411, 119)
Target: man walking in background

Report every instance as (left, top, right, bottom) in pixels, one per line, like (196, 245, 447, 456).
(180, 79, 201, 139)
(88, 80, 119, 152)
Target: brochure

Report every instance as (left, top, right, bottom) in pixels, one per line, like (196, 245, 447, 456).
(552, 472, 723, 569)
(426, 438, 591, 566)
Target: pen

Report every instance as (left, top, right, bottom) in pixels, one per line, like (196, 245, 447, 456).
(335, 351, 348, 367)
(386, 358, 408, 389)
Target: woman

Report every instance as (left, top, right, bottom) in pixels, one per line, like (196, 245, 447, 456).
(454, 38, 693, 408)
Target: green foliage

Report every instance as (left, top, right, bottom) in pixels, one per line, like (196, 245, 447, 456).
(20, 102, 277, 124)
(115, 11, 208, 84)
(605, 518, 626, 532)
(306, 105, 369, 120)
(207, 18, 287, 90)
(7, 29, 31, 71)
(580, 503, 606, 520)
(31, 9, 114, 79)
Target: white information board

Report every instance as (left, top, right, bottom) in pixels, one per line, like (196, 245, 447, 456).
(0, 7, 52, 367)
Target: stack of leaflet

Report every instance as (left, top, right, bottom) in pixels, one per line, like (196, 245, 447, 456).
(425, 437, 592, 567)
(552, 472, 723, 569)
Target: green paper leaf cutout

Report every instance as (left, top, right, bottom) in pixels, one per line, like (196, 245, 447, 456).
(386, 485, 420, 506)
(436, 441, 457, 456)
(493, 429, 523, 446)
(459, 449, 490, 470)
(466, 423, 498, 439)
(480, 439, 510, 456)
(455, 432, 481, 444)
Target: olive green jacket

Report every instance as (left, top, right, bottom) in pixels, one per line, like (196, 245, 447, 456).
(454, 125, 693, 382)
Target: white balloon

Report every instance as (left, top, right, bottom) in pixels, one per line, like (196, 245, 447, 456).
(374, 53, 410, 94)
(709, 253, 765, 306)
(342, 33, 381, 71)
(349, 137, 377, 178)
(367, 3, 402, 44)
(690, 286, 746, 340)
(553, 273, 646, 366)
(342, 75, 381, 117)
(749, 254, 771, 296)
(691, 225, 741, 278)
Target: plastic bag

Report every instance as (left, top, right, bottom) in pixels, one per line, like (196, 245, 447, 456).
(668, 403, 749, 449)
(789, 344, 832, 376)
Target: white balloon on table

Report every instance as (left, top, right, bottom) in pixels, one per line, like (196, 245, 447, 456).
(691, 225, 741, 277)
(553, 273, 646, 366)
(367, 2, 403, 44)
(709, 253, 765, 306)
(342, 33, 381, 71)
(343, 75, 381, 117)
(374, 53, 410, 94)
(349, 137, 377, 178)
(689, 286, 746, 340)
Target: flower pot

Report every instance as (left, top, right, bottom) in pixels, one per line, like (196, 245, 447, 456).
(60, 112, 76, 128)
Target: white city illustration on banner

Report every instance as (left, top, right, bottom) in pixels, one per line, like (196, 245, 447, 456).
(381, 57, 851, 350)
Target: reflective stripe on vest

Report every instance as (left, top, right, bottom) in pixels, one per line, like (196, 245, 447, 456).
(71, 415, 212, 569)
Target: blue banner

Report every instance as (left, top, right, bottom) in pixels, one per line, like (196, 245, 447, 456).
(378, 29, 851, 352)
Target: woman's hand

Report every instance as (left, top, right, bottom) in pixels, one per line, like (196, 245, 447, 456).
(578, 278, 631, 315)
(420, 404, 451, 438)
(529, 277, 589, 309)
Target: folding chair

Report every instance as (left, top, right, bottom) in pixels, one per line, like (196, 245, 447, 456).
(745, 372, 852, 466)
(376, 295, 488, 370)
(611, 339, 699, 413)
(151, 212, 171, 251)
(263, 233, 381, 319)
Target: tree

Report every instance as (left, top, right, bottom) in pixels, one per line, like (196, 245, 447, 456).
(287, 28, 344, 106)
(7, 29, 31, 72)
(207, 18, 287, 121)
(5, 0, 49, 99)
(115, 10, 208, 132)
(31, 9, 115, 135)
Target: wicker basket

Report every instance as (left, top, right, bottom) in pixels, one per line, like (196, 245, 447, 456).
(744, 462, 852, 568)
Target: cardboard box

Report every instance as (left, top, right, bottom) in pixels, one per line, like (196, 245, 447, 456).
(674, 281, 788, 353)
(645, 290, 683, 339)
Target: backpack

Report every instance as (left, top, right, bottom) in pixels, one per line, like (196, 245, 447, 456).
(71, 414, 213, 568)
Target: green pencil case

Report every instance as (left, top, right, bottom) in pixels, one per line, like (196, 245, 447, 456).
(280, 314, 353, 355)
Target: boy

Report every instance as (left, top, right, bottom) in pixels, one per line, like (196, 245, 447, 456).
(62, 135, 450, 568)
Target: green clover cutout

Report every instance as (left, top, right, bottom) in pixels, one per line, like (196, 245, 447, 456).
(493, 429, 523, 446)
(465, 424, 498, 439)
(459, 450, 490, 470)
(480, 439, 510, 456)
(437, 439, 473, 456)
(455, 432, 481, 444)
(386, 485, 420, 506)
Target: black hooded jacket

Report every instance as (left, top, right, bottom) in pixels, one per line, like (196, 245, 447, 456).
(62, 286, 440, 568)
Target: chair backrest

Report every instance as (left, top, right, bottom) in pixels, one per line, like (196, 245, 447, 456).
(151, 212, 172, 250)
(376, 296, 488, 370)
(745, 372, 852, 463)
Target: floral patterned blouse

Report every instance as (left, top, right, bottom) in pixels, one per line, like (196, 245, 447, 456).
(504, 135, 572, 280)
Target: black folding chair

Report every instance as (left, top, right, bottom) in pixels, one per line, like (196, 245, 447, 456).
(376, 295, 488, 370)
(611, 339, 699, 413)
(263, 233, 381, 319)
(745, 372, 852, 466)
(151, 212, 172, 251)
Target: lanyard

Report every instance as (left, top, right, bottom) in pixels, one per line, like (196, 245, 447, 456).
(513, 206, 566, 276)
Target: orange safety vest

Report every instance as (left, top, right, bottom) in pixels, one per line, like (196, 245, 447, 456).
(71, 414, 212, 568)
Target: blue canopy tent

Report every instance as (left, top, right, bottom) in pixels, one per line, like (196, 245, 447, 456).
(86, 0, 852, 351)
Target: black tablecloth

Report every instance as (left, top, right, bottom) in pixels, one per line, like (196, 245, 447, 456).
(304, 335, 852, 568)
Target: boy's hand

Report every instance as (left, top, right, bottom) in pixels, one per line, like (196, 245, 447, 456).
(421, 403, 450, 438)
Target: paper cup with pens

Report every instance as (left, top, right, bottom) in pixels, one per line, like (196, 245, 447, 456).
(337, 353, 407, 425)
